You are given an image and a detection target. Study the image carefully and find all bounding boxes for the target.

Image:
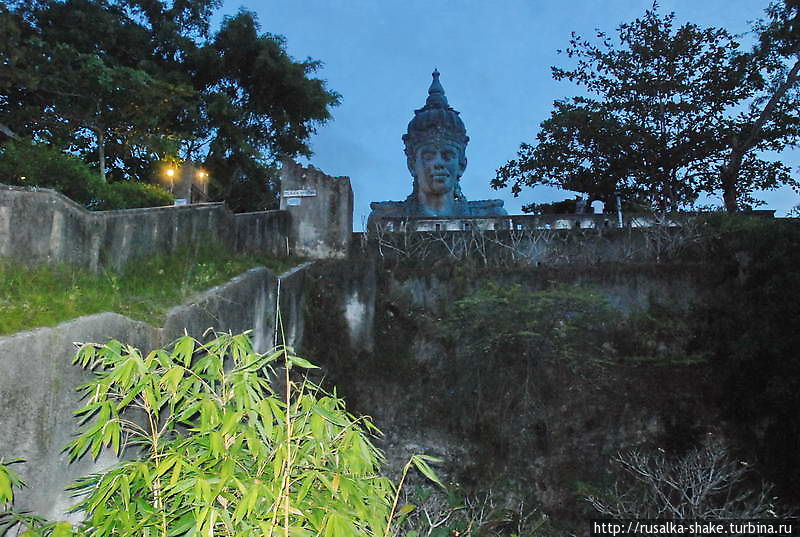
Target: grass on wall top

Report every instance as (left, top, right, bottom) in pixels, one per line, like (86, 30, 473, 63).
(0, 246, 303, 336)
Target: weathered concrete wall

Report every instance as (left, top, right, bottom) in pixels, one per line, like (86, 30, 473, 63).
(356, 225, 711, 268)
(297, 250, 720, 527)
(300, 259, 377, 360)
(0, 263, 312, 522)
(280, 161, 353, 259)
(0, 185, 289, 271)
(0, 314, 161, 523)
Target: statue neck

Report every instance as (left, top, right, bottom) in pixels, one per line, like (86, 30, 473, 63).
(418, 191, 457, 216)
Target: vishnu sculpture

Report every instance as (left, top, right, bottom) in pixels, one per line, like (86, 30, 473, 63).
(368, 70, 506, 226)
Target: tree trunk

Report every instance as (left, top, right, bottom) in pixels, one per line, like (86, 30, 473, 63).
(722, 56, 800, 212)
(97, 128, 106, 183)
(721, 161, 739, 213)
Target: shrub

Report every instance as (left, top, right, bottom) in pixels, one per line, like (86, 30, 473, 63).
(0, 331, 438, 537)
(98, 181, 174, 209)
(397, 486, 549, 537)
(0, 140, 105, 206)
(0, 141, 174, 209)
(57, 332, 398, 537)
(587, 439, 783, 519)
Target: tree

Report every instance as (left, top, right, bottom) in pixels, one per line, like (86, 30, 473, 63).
(0, 1, 339, 211)
(720, 0, 800, 211)
(493, 6, 800, 213)
(64, 332, 394, 537)
(0, 0, 196, 182)
(190, 10, 340, 211)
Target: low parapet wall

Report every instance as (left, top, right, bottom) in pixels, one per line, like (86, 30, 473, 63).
(0, 185, 289, 271)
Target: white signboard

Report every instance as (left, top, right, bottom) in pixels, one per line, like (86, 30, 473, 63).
(287, 198, 301, 206)
(283, 189, 317, 198)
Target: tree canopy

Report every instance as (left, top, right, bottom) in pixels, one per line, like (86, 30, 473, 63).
(493, 3, 800, 213)
(0, 0, 340, 211)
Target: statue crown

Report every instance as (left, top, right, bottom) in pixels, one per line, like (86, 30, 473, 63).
(403, 69, 469, 158)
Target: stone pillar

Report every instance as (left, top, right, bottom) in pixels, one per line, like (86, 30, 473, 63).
(280, 160, 353, 259)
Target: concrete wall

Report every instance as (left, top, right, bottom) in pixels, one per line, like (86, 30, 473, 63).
(0, 263, 312, 522)
(280, 161, 353, 259)
(0, 185, 289, 271)
(358, 224, 711, 267)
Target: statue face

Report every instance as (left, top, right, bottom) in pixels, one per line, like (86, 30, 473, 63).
(412, 141, 464, 197)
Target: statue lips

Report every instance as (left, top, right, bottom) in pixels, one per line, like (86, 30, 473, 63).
(429, 170, 452, 192)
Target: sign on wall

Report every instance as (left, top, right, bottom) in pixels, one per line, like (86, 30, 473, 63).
(283, 189, 317, 198)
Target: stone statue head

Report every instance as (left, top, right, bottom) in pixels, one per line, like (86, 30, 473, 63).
(403, 70, 469, 204)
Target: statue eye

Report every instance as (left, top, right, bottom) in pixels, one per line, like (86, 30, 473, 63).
(422, 151, 435, 160)
(442, 151, 454, 161)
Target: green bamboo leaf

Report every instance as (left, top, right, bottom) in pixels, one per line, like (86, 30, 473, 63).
(169, 459, 183, 488)
(268, 398, 286, 424)
(0, 471, 13, 504)
(410, 455, 445, 489)
(396, 503, 416, 517)
(209, 432, 223, 459)
(119, 474, 130, 510)
(287, 355, 319, 369)
(311, 405, 348, 427)
(161, 366, 184, 393)
(296, 473, 315, 503)
(174, 336, 196, 366)
(155, 455, 176, 478)
(310, 412, 326, 442)
(221, 411, 243, 436)
(166, 513, 195, 536)
(73, 344, 96, 367)
(51, 522, 73, 537)
(110, 422, 121, 455)
(115, 384, 143, 412)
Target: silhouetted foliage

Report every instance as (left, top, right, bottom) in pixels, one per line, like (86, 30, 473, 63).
(0, 0, 339, 211)
(494, 6, 800, 212)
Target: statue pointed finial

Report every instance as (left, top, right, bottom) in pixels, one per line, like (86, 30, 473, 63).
(426, 68, 448, 108)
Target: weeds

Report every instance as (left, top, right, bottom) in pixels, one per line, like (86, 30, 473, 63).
(0, 247, 303, 335)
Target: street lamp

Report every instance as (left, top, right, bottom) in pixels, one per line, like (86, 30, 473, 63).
(165, 167, 176, 193)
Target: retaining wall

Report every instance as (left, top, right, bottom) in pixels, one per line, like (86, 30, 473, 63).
(0, 262, 312, 522)
(0, 185, 289, 271)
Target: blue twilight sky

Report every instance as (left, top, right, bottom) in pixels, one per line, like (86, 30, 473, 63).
(218, 0, 800, 228)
